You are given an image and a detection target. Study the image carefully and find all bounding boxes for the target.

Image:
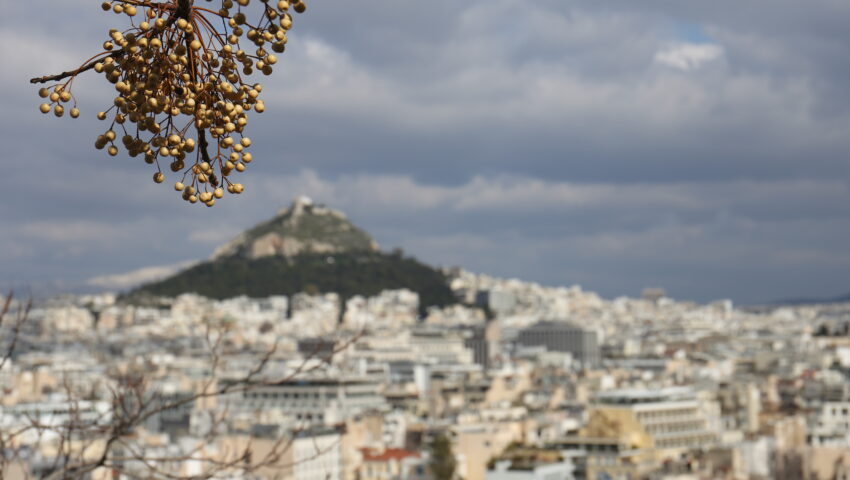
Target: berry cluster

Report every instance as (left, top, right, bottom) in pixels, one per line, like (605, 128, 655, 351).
(32, 0, 307, 207)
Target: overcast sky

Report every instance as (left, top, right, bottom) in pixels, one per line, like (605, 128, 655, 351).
(2, 0, 849, 304)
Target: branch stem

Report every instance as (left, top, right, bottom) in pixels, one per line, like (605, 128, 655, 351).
(30, 0, 194, 84)
(30, 52, 122, 84)
(176, 0, 193, 19)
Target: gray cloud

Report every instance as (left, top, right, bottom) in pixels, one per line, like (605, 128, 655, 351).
(1, 0, 849, 303)
(87, 261, 198, 290)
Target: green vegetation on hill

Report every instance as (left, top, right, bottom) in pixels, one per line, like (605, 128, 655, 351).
(127, 251, 456, 313)
(244, 207, 375, 251)
(214, 201, 378, 260)
(216, 205, 377, 258)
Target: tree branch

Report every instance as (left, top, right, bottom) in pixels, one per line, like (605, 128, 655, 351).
(29, 52, 122, 84)
(30, 0, 193, 84)
(198, 128, 212, 163)
(176, 0, 193, 19)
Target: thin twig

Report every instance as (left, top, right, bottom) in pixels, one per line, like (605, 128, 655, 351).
(30, 52, 123, 84)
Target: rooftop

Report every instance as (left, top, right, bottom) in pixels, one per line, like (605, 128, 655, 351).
(361, 448, 420, 462)
(593, 387, 696, 405)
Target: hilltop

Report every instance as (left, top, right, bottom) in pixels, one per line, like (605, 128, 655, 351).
(126, 197, 456, 311)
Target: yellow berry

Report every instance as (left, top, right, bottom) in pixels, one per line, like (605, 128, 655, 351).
(153, 172, 165, 183)
(39, 103, 51, 114)
(174, 182, 184, 191)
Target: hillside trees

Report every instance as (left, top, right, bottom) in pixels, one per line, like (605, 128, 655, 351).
(429, 433, 457, 480)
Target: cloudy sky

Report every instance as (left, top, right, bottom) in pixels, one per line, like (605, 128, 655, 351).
(2, 0, 849, 304)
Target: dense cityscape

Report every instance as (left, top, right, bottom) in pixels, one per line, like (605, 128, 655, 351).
(2, 263, 850, 479)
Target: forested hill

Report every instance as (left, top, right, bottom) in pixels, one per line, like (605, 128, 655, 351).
(125, 198, 457, 311)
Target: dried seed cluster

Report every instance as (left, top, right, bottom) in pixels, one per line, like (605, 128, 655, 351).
(34, 0, 307, 207)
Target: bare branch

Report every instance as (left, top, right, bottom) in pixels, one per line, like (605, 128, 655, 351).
(29, 52, 122, 84)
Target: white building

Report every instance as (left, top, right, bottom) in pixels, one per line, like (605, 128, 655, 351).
(292, 428, 343, 480)
(487, 457, 575, 480)
(810, 401, 850, 446)
(590, 387, 719, 454)
(225, 378, 387, 425)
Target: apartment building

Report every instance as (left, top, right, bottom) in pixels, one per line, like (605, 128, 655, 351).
(584, 387, 718, 458)
(226, 378, 387, 424)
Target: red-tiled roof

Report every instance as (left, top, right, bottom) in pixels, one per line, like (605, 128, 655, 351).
(361, 448, 420, 462)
